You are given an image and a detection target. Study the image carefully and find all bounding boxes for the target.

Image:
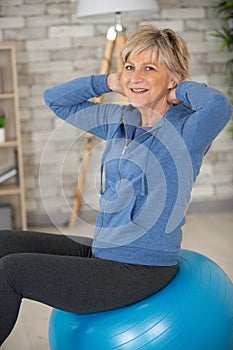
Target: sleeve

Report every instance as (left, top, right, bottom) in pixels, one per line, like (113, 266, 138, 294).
(43, 74, 122, 140)
(44, 74, 111, 118)
(176, 81, 232, 154)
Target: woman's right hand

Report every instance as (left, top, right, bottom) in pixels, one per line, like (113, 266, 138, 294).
(107, 73, 125, 96)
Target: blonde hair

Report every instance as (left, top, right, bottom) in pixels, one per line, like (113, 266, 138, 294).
(121, 25, 191, 83)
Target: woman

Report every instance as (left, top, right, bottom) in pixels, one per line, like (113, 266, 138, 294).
(0, 25, 231, 346)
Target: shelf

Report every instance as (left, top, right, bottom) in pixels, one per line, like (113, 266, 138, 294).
(0, 140, 18, 148)
(0, 93, 15, 99)
(0, 185, 21, 195)
(0, 45, 14, 51)
(0, 44, 27, 230)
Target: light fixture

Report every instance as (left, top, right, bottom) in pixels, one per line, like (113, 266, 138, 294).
(76, 0, 158, 21)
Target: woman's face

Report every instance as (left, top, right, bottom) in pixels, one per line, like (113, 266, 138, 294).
(122, 48, 175, 114)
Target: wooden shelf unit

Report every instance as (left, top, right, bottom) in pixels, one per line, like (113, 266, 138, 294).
(0, 45, 27, 230)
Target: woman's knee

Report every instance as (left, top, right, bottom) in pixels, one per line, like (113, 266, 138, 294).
(0, 253, 32, 299)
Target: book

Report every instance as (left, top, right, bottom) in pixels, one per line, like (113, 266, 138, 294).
(0, 167, 18, 184)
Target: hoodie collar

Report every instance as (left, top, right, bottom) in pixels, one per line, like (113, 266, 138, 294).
(123, 104, 167, 134)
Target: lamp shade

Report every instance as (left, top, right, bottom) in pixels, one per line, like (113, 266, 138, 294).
(76, 0, 158, 18)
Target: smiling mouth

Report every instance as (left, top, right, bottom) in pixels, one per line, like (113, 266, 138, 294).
(130, 88, 148, 94)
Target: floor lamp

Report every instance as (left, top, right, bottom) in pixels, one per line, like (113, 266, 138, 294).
(68, 0, 158, 227)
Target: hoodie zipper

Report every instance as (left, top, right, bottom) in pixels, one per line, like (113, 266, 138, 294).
(118, 120, 153, 193)
(118, 118, 166, 195)
(120, 119, 153, 156)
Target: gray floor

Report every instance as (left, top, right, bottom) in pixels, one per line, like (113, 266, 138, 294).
(1, 211, 233, 350)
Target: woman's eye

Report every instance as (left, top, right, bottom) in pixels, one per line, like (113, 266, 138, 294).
(125, 65, 133, 71)
(146, 66, 155, 71)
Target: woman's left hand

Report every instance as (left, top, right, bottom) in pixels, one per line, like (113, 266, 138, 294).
(168, 87, 183, 105)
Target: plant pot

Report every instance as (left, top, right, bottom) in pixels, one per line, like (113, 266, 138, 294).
(0, 128, 5, 143)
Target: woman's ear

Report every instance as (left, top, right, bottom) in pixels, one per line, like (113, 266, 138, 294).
(168, 77, 177, 90)
(168, 71, 183, 89)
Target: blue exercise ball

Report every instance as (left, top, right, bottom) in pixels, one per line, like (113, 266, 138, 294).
(49, 249, 233, 350)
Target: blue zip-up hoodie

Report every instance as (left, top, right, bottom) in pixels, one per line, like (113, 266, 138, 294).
(44, 74, 232, 266)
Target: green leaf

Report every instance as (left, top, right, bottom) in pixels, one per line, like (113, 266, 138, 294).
(0, 117, 5, 128)
(213, 1, 233, 20)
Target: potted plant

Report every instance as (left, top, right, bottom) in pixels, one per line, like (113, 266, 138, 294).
(0, 107, 6, 143)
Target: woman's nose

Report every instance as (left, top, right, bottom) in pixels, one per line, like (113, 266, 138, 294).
(130, 70, 143, 82)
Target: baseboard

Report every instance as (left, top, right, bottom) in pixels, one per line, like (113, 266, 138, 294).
(27, 209, 98, 227)
(27, 198, 233, 227)
(187, 197, 233, 214)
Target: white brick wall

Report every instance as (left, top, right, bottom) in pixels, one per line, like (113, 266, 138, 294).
(161, 7, 205, 19)
(1, 4, 45, 16)
(26, 38, 72, 50)
(0, 17, 25, 29)
(49, 24, 95, 37)
(0, 0, 232, 225)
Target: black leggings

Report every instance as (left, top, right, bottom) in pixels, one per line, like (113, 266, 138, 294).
(0, 229, 177, 346)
